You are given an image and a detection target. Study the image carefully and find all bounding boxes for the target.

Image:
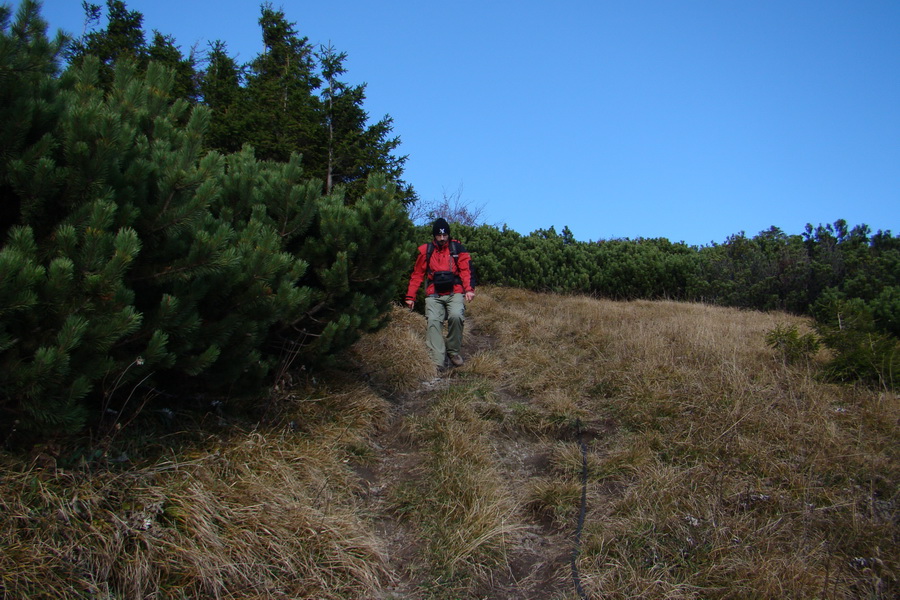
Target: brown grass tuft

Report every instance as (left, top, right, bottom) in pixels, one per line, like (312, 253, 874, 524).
(0, 383, 392, 599)
(390, 385, 522, 592)
(348, 304, 437, 394)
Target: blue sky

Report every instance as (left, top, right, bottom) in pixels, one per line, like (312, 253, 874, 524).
(24, 0, 900, 246)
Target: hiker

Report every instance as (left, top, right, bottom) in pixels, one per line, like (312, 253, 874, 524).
(405, 218, 476, 370)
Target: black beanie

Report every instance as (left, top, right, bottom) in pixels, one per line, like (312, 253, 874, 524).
(432, 218, 450, 237)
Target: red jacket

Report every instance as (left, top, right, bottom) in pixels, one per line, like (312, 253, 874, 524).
(406, 240, 474, 299)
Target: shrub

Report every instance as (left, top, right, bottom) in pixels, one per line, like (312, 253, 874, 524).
(0, 7, 412, 437)
(765, 323, 820, 366)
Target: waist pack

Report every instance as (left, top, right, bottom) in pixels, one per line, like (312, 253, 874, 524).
(426, 239, 476, 294)
(432, 270, 457, 293)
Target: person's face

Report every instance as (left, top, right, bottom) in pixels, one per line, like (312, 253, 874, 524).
(434, 233, 449, 246)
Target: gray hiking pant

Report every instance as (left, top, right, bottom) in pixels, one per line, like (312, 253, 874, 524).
(425, 293, 465, 368)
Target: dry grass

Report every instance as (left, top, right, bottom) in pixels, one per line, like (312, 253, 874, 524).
(391, 383, 522, 595)
(348, 305, 438, 395)
(0, 382, 391, 599)
(2, 287, 897, 599)
(475, 287, 899, 600)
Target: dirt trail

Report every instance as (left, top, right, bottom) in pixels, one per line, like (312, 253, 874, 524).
(357, 318, 579, 600)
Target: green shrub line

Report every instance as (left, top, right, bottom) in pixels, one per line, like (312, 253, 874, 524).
(442, 222, 899, 389)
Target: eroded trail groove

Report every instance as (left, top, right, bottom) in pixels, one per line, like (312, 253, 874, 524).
(354, 313, 601, 599)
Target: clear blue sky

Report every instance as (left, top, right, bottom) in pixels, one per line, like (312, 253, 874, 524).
(25, 0, 900, 246)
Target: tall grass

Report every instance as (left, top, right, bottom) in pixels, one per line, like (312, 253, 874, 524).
(1, 288, 896, 599)
(389, 382, 521, 595)
(0, 382, 391, 599)
(476, 287, 898, 599)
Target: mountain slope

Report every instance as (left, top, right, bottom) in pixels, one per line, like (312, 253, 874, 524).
(1, 286, 896, 599)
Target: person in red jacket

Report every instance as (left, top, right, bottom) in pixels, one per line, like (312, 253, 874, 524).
(405, 218, 476, 369)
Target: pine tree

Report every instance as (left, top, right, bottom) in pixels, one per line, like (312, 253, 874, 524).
(318, 43, 346, 195)
(1, 4, 146, 430)
(199, 40, 244, 153)
(242, 4, 322, 164)
(2, 1, 420, 436)
(147, 30, 198, 103)
(1, 35, 304, 431)
(0, 0, 68, 239)
(66, 0, 147, 90)
(292, 173, 415, 358)
(316, 43, 412, 203)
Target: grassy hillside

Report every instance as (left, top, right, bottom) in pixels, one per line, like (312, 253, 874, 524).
(1, 287, 897, 599)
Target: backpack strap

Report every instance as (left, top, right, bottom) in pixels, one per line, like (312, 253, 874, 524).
(449, 240, 462, 265)
(425, 242, 435, 280)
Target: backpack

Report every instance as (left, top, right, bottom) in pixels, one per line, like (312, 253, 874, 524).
(425, 240, 477, 291)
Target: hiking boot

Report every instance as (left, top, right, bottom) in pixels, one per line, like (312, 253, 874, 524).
(449, 354, 464, 367)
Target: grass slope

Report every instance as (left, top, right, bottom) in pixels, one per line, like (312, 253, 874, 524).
(1, 286, 897, 599)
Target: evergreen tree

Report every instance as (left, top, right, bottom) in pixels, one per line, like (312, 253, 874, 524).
(198, 40, 244, 153)
(318, 43, 345, 195)
(66, 0, 147, 89)
(317, 43, 412, 203)
(0, 0, 68, 238)
(290, 173, 415, 358)
(1, 4, 147, 431)
(242, 4, 322, 164)
(2, 3, 417, 434)
(1, 32, 277, 432)
(66, 1, 199, 106)
(64, 1, 416, 205)
(695, 227, 811, 311)
(147, 30, 198, 103)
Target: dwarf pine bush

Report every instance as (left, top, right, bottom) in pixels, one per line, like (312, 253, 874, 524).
(765, 323, 820, 366)
(0, 4, 412, 436)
